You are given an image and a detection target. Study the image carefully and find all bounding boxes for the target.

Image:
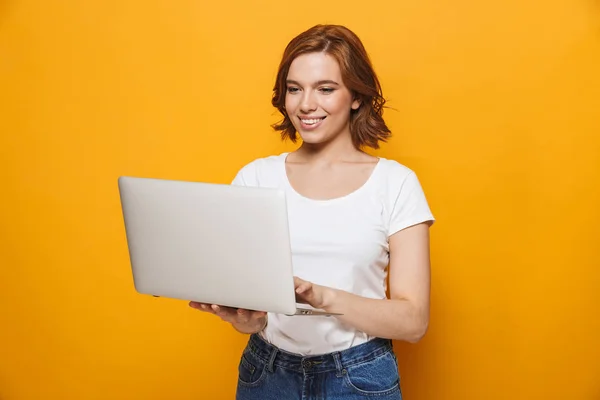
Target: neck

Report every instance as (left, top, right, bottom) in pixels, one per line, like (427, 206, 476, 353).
(295, 131, 363, 163)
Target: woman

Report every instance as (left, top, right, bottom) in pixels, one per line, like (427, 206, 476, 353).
(190, 24, 434, 400)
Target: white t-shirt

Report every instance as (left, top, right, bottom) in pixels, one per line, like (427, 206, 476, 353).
(231, 153, 435, 355)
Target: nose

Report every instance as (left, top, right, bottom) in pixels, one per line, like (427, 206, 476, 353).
(300, 90, 317, 113)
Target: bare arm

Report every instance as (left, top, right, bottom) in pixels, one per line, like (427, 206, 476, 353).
(295, 222, 431, 343)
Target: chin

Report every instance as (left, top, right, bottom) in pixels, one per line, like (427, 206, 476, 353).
(299, 136, 323, 145)
(297, 131, 329, 145)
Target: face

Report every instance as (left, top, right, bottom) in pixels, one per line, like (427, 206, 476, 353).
(285, 52, 360, 146)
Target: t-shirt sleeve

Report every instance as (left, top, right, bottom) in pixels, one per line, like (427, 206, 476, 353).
(231, 160, 258, 187)
(231, 168, 247, 186)
(388, 171, 435, 236)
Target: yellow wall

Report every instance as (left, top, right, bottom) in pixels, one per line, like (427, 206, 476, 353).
(1, 1, 599, 399)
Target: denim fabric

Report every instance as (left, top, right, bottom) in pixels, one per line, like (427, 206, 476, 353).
(236, 333, 402, 400)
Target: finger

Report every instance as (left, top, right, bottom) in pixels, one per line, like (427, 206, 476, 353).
(296, 282, 312, 294)
(212, 304, 240, 319)
(189, 302, 212, 311)
(295, 285, 317, 305)
(293, 276, 305, 287)
(295, 294, 309, 304)
(293, 276, 313, 293)
(236, 308, 251, 323)
(211, 304, 227, 313)
(211, 304, 225, 315)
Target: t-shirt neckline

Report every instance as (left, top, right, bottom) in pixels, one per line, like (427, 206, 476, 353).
(279, 152, 383, 204)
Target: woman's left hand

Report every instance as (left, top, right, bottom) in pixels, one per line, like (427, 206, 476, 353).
(294, 276, 334, 310)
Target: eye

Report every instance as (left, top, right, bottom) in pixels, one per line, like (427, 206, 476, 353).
(319, 87, 335, 94)
(286, 86, 300, 94)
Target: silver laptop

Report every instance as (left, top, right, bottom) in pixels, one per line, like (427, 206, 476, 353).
(117, 176, 338, 316)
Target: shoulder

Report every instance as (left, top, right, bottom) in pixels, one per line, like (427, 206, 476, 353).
(375, 158, 435, 232)
(231, 153, 287, 187)
(375, 158, 419, 190)
(374, 157, 431, 209)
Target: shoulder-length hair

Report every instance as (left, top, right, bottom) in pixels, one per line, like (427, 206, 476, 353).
(271, 24, 391, 150)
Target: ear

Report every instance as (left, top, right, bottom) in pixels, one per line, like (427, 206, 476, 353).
(351, 98, 361, 110)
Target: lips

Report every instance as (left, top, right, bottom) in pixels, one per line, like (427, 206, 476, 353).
(298, 116, 326, 130)
(300, 117, 325, 125)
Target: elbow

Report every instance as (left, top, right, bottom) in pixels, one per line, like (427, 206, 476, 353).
(388, 299, 430, 343)
(405, 315, 429, 344)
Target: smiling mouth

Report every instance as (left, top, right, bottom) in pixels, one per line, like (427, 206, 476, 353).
(299, 117, 326, 125)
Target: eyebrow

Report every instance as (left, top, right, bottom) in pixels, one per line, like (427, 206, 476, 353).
(286, 79, 340, 86)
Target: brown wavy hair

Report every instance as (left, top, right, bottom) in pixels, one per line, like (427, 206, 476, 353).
(271, 24, 391, 150)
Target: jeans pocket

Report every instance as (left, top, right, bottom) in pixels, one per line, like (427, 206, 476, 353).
(237, 350, 266, 387)
(343, 351, 400, 396)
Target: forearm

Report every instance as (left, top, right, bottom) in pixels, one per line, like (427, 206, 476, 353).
(323, 289, 428, 343)
(232, 315, 267, 335)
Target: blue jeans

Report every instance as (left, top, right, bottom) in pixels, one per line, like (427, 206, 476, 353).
(236, 333, 402, 400)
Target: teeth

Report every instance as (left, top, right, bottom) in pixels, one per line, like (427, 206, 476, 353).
(301, 118, 324, 125)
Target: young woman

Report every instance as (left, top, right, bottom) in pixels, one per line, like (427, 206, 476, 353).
(190, 24, 435, 400)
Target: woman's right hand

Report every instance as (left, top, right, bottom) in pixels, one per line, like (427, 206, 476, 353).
(189, 301, 267, 334)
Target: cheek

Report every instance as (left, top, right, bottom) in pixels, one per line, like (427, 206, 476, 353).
(325, 93, 353, 112)
(285, 94, 297, 113)
(322, 96, 352, 117)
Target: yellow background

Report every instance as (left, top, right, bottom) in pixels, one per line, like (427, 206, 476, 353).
(1, 0, 599, 399)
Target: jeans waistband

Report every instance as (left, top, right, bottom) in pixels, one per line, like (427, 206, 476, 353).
(246, 333, 394, 374)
